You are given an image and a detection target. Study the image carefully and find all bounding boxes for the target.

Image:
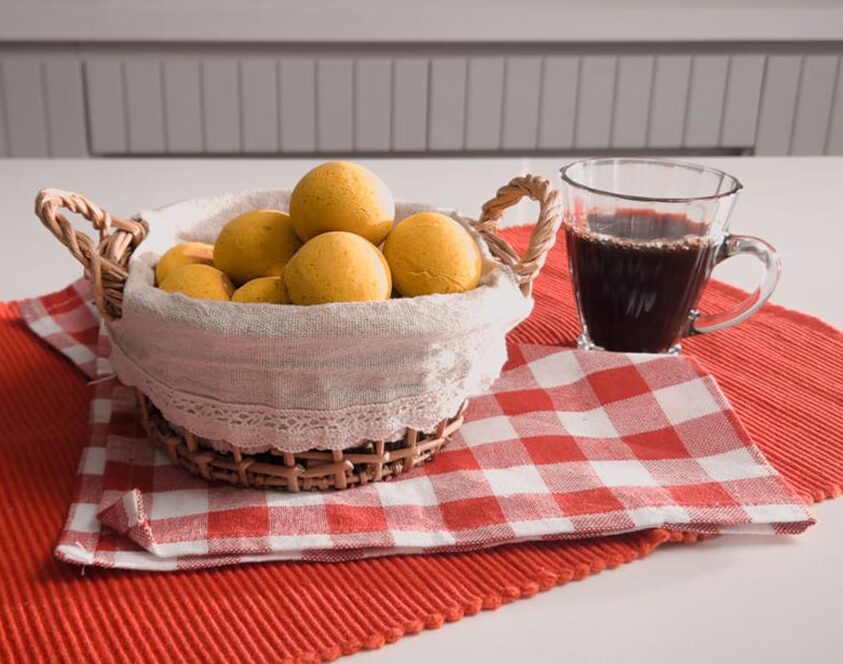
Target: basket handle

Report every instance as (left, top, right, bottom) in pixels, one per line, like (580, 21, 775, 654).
(34, 188, 148, 321)
(475, 174, 561, 296)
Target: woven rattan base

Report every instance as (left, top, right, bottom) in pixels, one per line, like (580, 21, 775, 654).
(136, 391, 466, 492)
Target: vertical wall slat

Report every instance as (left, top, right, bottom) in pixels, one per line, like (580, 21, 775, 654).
(85, 60, 127, 155)
(354, 58, 391, 152)
(392, 58, 428, 152)
(647, 55, 692, 149)
(163, 60, 202, 153)
(575, 56, 616, 149)
(538, 56, 578, 150)
(790, 54, 839, 155)
(465, 57, 504, 151)
(0, 62, 7, 157)
(502, 56, 542, 150)
(279, 58, 316, 153)
(201, 60, 240, 153)
(316, 58, 353, 153)
(240, 59, 279, 153)
(3, 58, 50, 157)
(683, 55, 729, 148)
(428, 58, 467, 151)
(43, 59, 88, 157)
(755, 55, 802, 155)
(611, 55, 654, 149)
(124, 59, 166, 153)
(720, 54, 765, 148)
(826, 56, 843, 155)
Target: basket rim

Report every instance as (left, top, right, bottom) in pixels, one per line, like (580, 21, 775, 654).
(116, 188, 531, 339)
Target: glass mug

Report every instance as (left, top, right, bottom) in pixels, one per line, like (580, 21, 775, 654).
(559, 158, 781, 353)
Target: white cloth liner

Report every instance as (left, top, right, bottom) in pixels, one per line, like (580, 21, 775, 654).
(108, 189, 533, 453)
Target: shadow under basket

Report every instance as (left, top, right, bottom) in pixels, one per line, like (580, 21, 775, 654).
(136, 390, 467, 492)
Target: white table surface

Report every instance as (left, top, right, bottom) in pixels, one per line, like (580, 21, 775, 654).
(2, 157, 842, 663)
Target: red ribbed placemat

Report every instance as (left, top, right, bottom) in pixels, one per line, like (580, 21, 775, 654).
(1, 226, 841, 663)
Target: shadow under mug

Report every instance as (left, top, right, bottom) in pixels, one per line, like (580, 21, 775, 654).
(559, 158, 781, 354)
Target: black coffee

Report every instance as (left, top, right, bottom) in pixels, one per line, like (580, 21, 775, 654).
(565, 209, 719, 353)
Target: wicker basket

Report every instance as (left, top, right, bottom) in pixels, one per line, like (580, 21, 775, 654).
(35, 175, 561, 491)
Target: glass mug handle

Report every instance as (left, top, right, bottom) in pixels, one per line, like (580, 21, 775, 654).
(689, 234, 781, 335)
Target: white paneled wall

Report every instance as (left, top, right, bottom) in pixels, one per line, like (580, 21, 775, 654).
(317, 59, 354, 153)
(465, 57, 503, 151)
(163, 61, 203, 153)
(790, 55, 840, 156)
(428, 58, 466, 151)
(392, 59, 427, 152)
(502, 57, 542, 150)
(241, 59, 279, 153)
(720, 55, 766, 147)
(0, 47, 842, 157)
(355, 58, 391, 152)
(279, 60, 317, 152)
(537, 57, 578, 149)
(684, 55, 730, 148)
(0, 51, 88, 157)
(647, 55, 692, 149)
(829, 63, 843, 155)
(611, 56, 653, 149)
(575, 56, 616, 150)
(755, 55, 803, 156)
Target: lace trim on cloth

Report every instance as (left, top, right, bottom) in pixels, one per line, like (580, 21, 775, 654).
(110, 343, 492, 453)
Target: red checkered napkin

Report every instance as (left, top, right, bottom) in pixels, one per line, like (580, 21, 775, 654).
(20, 280, 814, 571)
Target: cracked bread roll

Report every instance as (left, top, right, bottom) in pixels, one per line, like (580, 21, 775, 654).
(383, 212, 482, 297)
